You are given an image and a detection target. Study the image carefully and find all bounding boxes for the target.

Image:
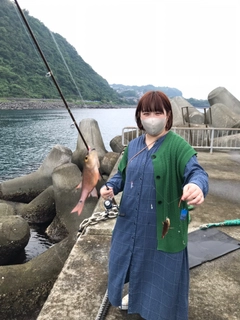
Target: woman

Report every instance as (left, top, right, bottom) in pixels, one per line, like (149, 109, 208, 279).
(100, 91, 208, 320)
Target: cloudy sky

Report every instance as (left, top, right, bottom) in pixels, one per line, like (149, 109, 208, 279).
(14, 0, 239, 100)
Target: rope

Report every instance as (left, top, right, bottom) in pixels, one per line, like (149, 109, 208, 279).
(200, 219, 240, 230)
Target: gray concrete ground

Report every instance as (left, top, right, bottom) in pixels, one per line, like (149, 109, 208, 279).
(37, 150, 240, 320)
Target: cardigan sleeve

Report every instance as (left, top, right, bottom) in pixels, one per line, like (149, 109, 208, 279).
(183, 155, 209, 197)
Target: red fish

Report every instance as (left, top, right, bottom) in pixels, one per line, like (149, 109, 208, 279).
(71, 147, 101, 216)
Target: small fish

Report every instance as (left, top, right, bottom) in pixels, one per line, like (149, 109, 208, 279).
(162, 218, 170, 238)
(71, 147, 101, 216)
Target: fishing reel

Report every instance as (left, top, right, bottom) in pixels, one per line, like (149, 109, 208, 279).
(103, 198, 119, 213)
(104, 199, 114, 210)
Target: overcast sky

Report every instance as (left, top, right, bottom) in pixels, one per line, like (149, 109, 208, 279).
(14, 0, 240, 100)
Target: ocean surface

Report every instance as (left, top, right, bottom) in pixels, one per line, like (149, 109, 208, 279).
(0, 107, 136, 263)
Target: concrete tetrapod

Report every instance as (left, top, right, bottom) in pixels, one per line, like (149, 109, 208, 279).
(0, 118, 121, 320)
(0, 144, 73, 203)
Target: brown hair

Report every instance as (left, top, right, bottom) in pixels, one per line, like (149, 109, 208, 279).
(135, 91, 173, 131)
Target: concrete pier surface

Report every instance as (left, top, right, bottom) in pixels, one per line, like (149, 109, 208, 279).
(37, 150, 240, 320)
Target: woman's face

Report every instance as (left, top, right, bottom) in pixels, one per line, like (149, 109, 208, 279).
(140, 110, 167, 120)
(140, 110, 168, 137)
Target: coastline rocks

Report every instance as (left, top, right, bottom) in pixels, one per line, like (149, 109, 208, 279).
(0, 117, 120, 319)
(0, 186, 56, 224)
(187, 110, 205, 125)
(19, 186, 56, 224)
(0, 234, 75, 320)
(0, 99, 132, 110)
(169, 88, 240, 148)
(214, 134, 240, 148)
(0, 216, 30, 265)
(170, 98, 185, 126)
(101, 152, 120, 175)
(110, 127, 140, 154)
(0, 145, 72, 203)
(0, 201, 15, 216)
(206, 103, 240, 128)
(174, 124, 208, 146)
(72, 118, 108, 171)
(46, 162, 99, 242)
(110, 135, 127, 153)
(208, 87, 240, 115)
(171, 96, 204, 125)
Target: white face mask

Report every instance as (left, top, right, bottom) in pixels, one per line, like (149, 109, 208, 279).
(141, 117, 166, 136)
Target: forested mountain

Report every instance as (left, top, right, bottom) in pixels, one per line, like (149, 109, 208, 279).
(111, 84, 182, 103)
(0, 0, 122, 103)
(111, 84, 210, 108)
(0, 0, 209, 107)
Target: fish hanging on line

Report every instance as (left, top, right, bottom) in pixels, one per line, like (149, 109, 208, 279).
(162, 218, 170, 238)
(71, 147, 101, 216)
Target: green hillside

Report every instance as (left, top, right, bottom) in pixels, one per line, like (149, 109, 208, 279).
(0, 0, 122, 103)
(111, 84, 182, 98)
(111, 84, 210, 108)
(0, 0, 210, 107)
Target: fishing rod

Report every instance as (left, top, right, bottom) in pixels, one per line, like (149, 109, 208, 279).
(14, 0, 89, 152)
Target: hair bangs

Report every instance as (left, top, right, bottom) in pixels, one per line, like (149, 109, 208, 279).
(141, 92, 165, 114)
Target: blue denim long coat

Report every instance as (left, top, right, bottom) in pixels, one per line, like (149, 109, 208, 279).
(106, 134, 208, 320)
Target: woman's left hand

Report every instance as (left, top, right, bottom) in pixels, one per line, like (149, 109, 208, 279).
(181, 183, 204, 205)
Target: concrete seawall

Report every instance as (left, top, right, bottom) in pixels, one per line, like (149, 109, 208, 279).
(37, 151, 240, 320)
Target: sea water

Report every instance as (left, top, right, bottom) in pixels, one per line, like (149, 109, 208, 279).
(0, 107, 136, 262)
(0, 108, 136, 181)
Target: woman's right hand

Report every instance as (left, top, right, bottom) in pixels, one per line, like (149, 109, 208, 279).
(100, 185, 114, 200)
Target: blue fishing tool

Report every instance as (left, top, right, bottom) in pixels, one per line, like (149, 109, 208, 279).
(180, 208, 188, 221)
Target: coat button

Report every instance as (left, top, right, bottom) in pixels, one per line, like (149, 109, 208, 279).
(158, 200, 162, 204)
(151, 155, 156, 159)
(156, 175, 161, 179)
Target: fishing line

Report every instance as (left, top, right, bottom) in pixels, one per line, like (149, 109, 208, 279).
(49, 31, 86, 105)
(126, 137, 157, 168)
(14, 0, 89, 152)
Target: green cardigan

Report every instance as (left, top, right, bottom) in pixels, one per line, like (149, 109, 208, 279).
(119, 131, 197, 253)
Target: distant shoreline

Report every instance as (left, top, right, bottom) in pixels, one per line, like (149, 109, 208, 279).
(0, 99, 136, 110)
